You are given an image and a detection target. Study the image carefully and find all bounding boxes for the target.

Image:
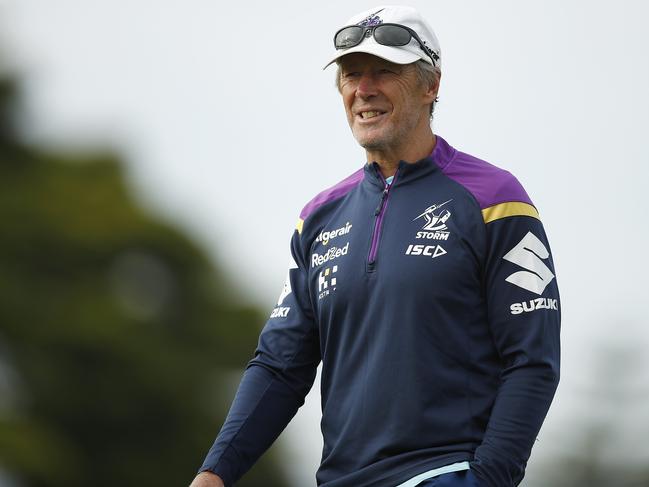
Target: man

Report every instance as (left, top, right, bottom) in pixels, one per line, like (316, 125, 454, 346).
(190, 5, 560, 487)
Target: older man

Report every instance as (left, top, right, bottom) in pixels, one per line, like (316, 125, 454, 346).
(190, 6, 560, 487)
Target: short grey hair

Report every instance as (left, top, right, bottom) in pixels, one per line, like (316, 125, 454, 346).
(335, 59, 441, 118)
(412, 60, 441, 118)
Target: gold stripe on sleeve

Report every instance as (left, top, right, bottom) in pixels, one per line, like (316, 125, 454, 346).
(296, 218, 304, 234)
(482, 202, 540, 224)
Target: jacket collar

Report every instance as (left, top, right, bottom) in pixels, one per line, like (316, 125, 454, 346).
(362, 135, 456, 190)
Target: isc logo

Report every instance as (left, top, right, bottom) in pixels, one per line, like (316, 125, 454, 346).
(405, 244, 447, 259)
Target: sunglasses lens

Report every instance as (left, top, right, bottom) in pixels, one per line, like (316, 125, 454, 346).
(374, 25, 412, 46)
(335, 26, 364, 48)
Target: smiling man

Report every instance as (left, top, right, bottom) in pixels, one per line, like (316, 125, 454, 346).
(190, 6, 560, 487)
(339, 52, 436, 170)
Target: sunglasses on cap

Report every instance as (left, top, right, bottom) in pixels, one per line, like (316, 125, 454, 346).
(334, 23, 439, 67)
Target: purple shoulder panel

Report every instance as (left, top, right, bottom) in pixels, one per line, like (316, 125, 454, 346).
(432, 136, 533, 209)
(299, 167, 365, 221)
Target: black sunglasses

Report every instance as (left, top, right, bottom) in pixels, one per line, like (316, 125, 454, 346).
(334, 23, 439, 67)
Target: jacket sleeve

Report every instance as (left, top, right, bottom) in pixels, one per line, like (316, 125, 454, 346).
(198, 226, 321, 487)
(471, 207, 561, 487)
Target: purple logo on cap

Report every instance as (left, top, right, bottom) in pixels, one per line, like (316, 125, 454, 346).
(357, 8, 384, 27)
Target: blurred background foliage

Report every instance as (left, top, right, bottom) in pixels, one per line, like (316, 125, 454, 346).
(0, 74, 287, 486)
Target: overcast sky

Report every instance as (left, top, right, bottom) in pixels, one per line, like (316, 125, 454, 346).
(1, 1, 648, 485)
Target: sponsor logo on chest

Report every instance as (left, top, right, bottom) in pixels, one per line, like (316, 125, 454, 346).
(315, 222, 352, 246)
(405, 244, 447, 259)
(318, 265, 339, 300)
(311, 242, 349, 268)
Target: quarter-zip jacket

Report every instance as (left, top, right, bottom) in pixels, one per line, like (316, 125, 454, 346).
(200, 136, 561, 487)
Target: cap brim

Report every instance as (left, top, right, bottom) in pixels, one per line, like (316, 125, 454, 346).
(323, 43, 422, 70)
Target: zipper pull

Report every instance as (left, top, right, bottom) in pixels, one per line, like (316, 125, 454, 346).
(374, 187, 389, 215)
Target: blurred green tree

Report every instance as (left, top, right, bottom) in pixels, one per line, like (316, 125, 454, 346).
(0, 75, 289, 486)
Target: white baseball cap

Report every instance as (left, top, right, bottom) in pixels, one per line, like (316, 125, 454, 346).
(324, 5, 441, 69)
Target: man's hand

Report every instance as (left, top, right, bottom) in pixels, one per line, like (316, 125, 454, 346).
(189, 471, 225, 487)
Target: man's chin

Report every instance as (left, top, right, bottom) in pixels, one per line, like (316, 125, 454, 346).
(353, 132, 390, 152)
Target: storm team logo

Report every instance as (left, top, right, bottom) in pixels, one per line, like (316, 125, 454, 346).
(357, 8, 384, 26)
(413, 200, 452, 241)
(414, 199, 452, 231)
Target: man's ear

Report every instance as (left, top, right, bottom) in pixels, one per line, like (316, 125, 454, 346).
(423, 72, 441, 105)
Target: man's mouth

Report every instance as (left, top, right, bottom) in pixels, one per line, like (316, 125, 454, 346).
(359, 110, 386, 120)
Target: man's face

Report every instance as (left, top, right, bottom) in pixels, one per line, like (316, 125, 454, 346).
(338, 53, 432, 153)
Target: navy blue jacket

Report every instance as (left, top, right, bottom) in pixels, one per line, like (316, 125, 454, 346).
(200, 136, 561, 487)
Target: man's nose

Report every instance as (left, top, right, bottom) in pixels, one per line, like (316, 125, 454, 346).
(356, 72, 378, 99)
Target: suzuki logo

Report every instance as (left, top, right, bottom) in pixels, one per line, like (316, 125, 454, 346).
(503, 231, 555, 295)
